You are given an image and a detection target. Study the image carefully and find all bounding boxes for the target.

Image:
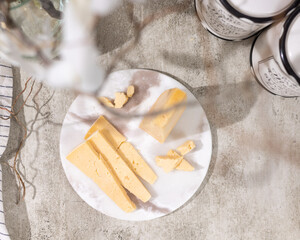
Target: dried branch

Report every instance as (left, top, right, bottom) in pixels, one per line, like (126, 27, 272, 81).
(1, 77, 37, 203)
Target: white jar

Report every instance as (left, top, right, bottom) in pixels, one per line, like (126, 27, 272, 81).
(195, 0, 298, 41)
(250, 6, 300, 97)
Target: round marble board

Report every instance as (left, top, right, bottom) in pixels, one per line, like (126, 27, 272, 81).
(60, 69, 212, 221)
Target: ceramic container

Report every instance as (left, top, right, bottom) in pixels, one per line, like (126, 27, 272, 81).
(250, 6, 300, 97)
(195, 0, 299, 41)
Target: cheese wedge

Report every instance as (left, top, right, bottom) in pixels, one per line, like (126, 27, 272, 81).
(155, 155, 182, 173)
(118, 142, 157, 184)
(176, 140, 196, 156)
(175, 159, 195, 171)
(168, 150, 194, 171)
(89, 131, 151, 202)
(139, 88, 187, 143)
(66, 142, 136, 212)
(85, 116, 126, 148)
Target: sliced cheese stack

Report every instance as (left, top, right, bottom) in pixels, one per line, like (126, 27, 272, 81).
(140, 88, 187, 143)
(89, 131, 151, 202)
(66, 142, 136, 212)
(67, 115, 157, 212)
(85, 116, 157, 184)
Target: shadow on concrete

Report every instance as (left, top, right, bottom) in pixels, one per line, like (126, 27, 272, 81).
(95, 2, 134, 54)
(1, 67, 31, 240)
(96, 0, 193, 55)
(194, 79, 261, 129)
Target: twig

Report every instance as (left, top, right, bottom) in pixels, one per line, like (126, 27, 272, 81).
(0, 76, 37, 203)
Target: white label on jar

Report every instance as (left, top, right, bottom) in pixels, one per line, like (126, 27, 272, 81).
(258, 57, 300, 97)
(199, 0, 264, 39)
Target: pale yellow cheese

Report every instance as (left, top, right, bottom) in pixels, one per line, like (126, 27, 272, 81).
(168, 150, 194, 171)
(84, 115, 126, 149)
(86, 115, 157, 185)
(118, 142, 157, 184)
(175, 159, 195, 171)
(99, 97, 114, 108)
(89, 131, 151, 202)
(176, 140, 196, 156)
(155, 154, 182, 173)
(139, 88, 187, 143)
(114, 92, 128, 108)
(66, 142, 136, 212)
(127, 85, 135, 98)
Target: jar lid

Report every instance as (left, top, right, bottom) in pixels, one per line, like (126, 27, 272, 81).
(221, 0, 298, 23)
(280, 6, 300, 84)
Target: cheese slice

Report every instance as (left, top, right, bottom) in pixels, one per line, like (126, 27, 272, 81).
(175, 159, 195, 171)
(89, 131, 151, 202)
(176, 140, 196, 156)
(66, 142, 136, 212)
(99, 97, 114, 108)
(86, 115, 157, 185)
(139, 88, 187, 143)
(155, 155, 182, 173)
(85, 115, 126, 148)
(168, 150, 194, 171)
(118, 142, 157, 184)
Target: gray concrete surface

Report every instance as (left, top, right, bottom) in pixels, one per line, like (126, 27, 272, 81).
(1, 1, 300, 239)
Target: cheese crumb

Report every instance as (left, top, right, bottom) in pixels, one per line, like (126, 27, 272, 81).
(176, 140, 196, 156)
(127, 85, 135, 98)
(99, 97, 114, 108)
(114, 92, 129, 108)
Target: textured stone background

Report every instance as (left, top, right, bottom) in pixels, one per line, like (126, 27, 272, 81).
(1, 1, 300, 239)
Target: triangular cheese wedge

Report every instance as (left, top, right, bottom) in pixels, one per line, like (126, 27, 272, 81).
(66, 142, 136, 212)
(84, 115, 126, 148)
(139, 88, 187, 143)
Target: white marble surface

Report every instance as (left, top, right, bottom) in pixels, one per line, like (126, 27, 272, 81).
(60, 69, 212, 221)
